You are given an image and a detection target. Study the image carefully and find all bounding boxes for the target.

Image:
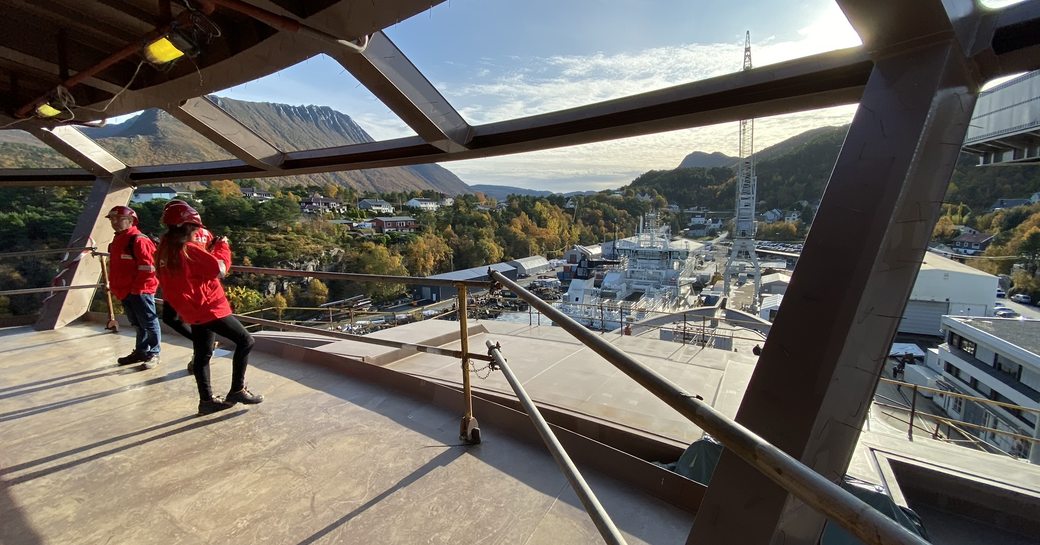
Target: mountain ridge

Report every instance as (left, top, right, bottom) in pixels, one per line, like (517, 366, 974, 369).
(0, 97, 471, 195)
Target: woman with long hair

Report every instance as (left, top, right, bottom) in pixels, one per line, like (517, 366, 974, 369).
(156, 203, 263, 415)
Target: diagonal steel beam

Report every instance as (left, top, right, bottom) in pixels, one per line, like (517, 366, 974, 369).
(122, 47, 872, 184)
(688, 1, 990, 543)
(28, 125, 127, 177)
(328, 31, 472, 153)
(168, 96, 285, 170)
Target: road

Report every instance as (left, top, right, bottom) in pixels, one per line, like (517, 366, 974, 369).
(998, 298, 1040, 319)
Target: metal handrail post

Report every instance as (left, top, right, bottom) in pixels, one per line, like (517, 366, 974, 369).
(908, 384, 918, 442)
(98, 254, 118, 332)
(487, 269, 927, 545)
(486, 341, 628, 545)
(457, 284, 479, 443)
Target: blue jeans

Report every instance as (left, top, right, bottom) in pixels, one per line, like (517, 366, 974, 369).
(123, 294, 161, 357)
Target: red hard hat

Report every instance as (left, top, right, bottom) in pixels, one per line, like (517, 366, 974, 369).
(163, 199, 188, 211)
(161, 202, 203, 227)
(106, 205, 138, 225)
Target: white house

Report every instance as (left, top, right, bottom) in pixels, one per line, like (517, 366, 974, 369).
(932, 316, 1040, 463)
(405, 198, 439, 211)
(898, 252, 998, 336)
(784, 210, 801, 223)
(130, 186, 177, 203)
(358, 199, 395, 214)
(439, 197, 455, 206)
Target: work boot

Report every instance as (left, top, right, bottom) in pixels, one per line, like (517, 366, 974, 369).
(225, 387, 264, 405)
(198, 396, 233, 415)
(117, 351, 146, 365)
(139, 354, 158, 370)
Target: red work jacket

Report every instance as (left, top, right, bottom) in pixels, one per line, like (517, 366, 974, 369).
(107, 226, 158, 300)
(156, 240, 233, 325)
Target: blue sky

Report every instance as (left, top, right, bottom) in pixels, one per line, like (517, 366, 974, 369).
(214, 0, 1020, 192)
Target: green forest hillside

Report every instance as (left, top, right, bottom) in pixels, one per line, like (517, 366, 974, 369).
(633, 124, 1040, 213)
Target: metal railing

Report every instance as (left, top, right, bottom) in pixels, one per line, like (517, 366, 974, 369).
(0, 245, 119, 332)
(875, 377, 1039, 457)
(486, 341, 627, 545)
(487, 268, 929, 545)
(235, 265, 489, 443)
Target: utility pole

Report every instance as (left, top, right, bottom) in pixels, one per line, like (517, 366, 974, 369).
(722, 31, 762, 306)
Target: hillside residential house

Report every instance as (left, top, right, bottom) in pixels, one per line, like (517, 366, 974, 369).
(440, 197, 455, 206)
(955, 225, 979, 236)
(241, 187, 274, 202)
(372, 216, 417, 233)
(762, 208, 784, 223)
(405, 198, 439, 211)
(784, 210, 802, 223)
(130, 186, 177, 203)
(687, 212, 724, 236)
(358, 199, 395, 214)
(991, 197, 1031, 210)
(951, 232, 995, 256)
(300, 194, 345, 214)
(930, 316, 1040, 462)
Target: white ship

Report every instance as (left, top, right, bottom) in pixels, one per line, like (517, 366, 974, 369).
(560, 214, 701, 330)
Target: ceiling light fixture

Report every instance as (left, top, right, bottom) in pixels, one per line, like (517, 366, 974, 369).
(142, 36, 188, 65)
(34, 103, 63, 118)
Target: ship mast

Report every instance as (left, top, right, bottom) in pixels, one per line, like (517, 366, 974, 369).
(722, 31, 762, 306)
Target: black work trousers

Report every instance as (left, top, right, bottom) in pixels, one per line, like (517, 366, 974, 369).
(190, 315, 254, 401)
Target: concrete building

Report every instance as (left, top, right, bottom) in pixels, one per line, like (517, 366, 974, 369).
(759, 272, 792, 295)
(898, 252, 998, 336)
(506, 256, 550, 277)
(413, 263, 517, 302)
(760, 294, 783, 322)
(932, 316, 1040, 463)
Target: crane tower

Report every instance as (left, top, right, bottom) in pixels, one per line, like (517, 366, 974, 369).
(722, 31, 762, 304)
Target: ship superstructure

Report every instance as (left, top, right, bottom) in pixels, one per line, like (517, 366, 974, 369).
(561, 214, 698, 330)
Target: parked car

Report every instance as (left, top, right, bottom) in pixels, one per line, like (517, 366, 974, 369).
(1011, 293, 1032, 304)
(995, 308, 1020, 318)
(996, 288, 1006, 298)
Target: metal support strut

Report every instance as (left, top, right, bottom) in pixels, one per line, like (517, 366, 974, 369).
(486, 340, 627, 545)
(486, 269, 928, 545)
(457, 284, 480, 443)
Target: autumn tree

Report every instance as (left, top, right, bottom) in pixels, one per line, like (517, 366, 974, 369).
(402, 232, 453, 276)
(210, 179, 243, 198)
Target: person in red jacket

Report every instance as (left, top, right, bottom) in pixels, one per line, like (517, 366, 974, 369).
(159, 200, 223, 373)
(106, 205, 161, 369)
(156, 203, 263, 415)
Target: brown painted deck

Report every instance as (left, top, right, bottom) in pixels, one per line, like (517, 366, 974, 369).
(1, 323, 694, 545)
